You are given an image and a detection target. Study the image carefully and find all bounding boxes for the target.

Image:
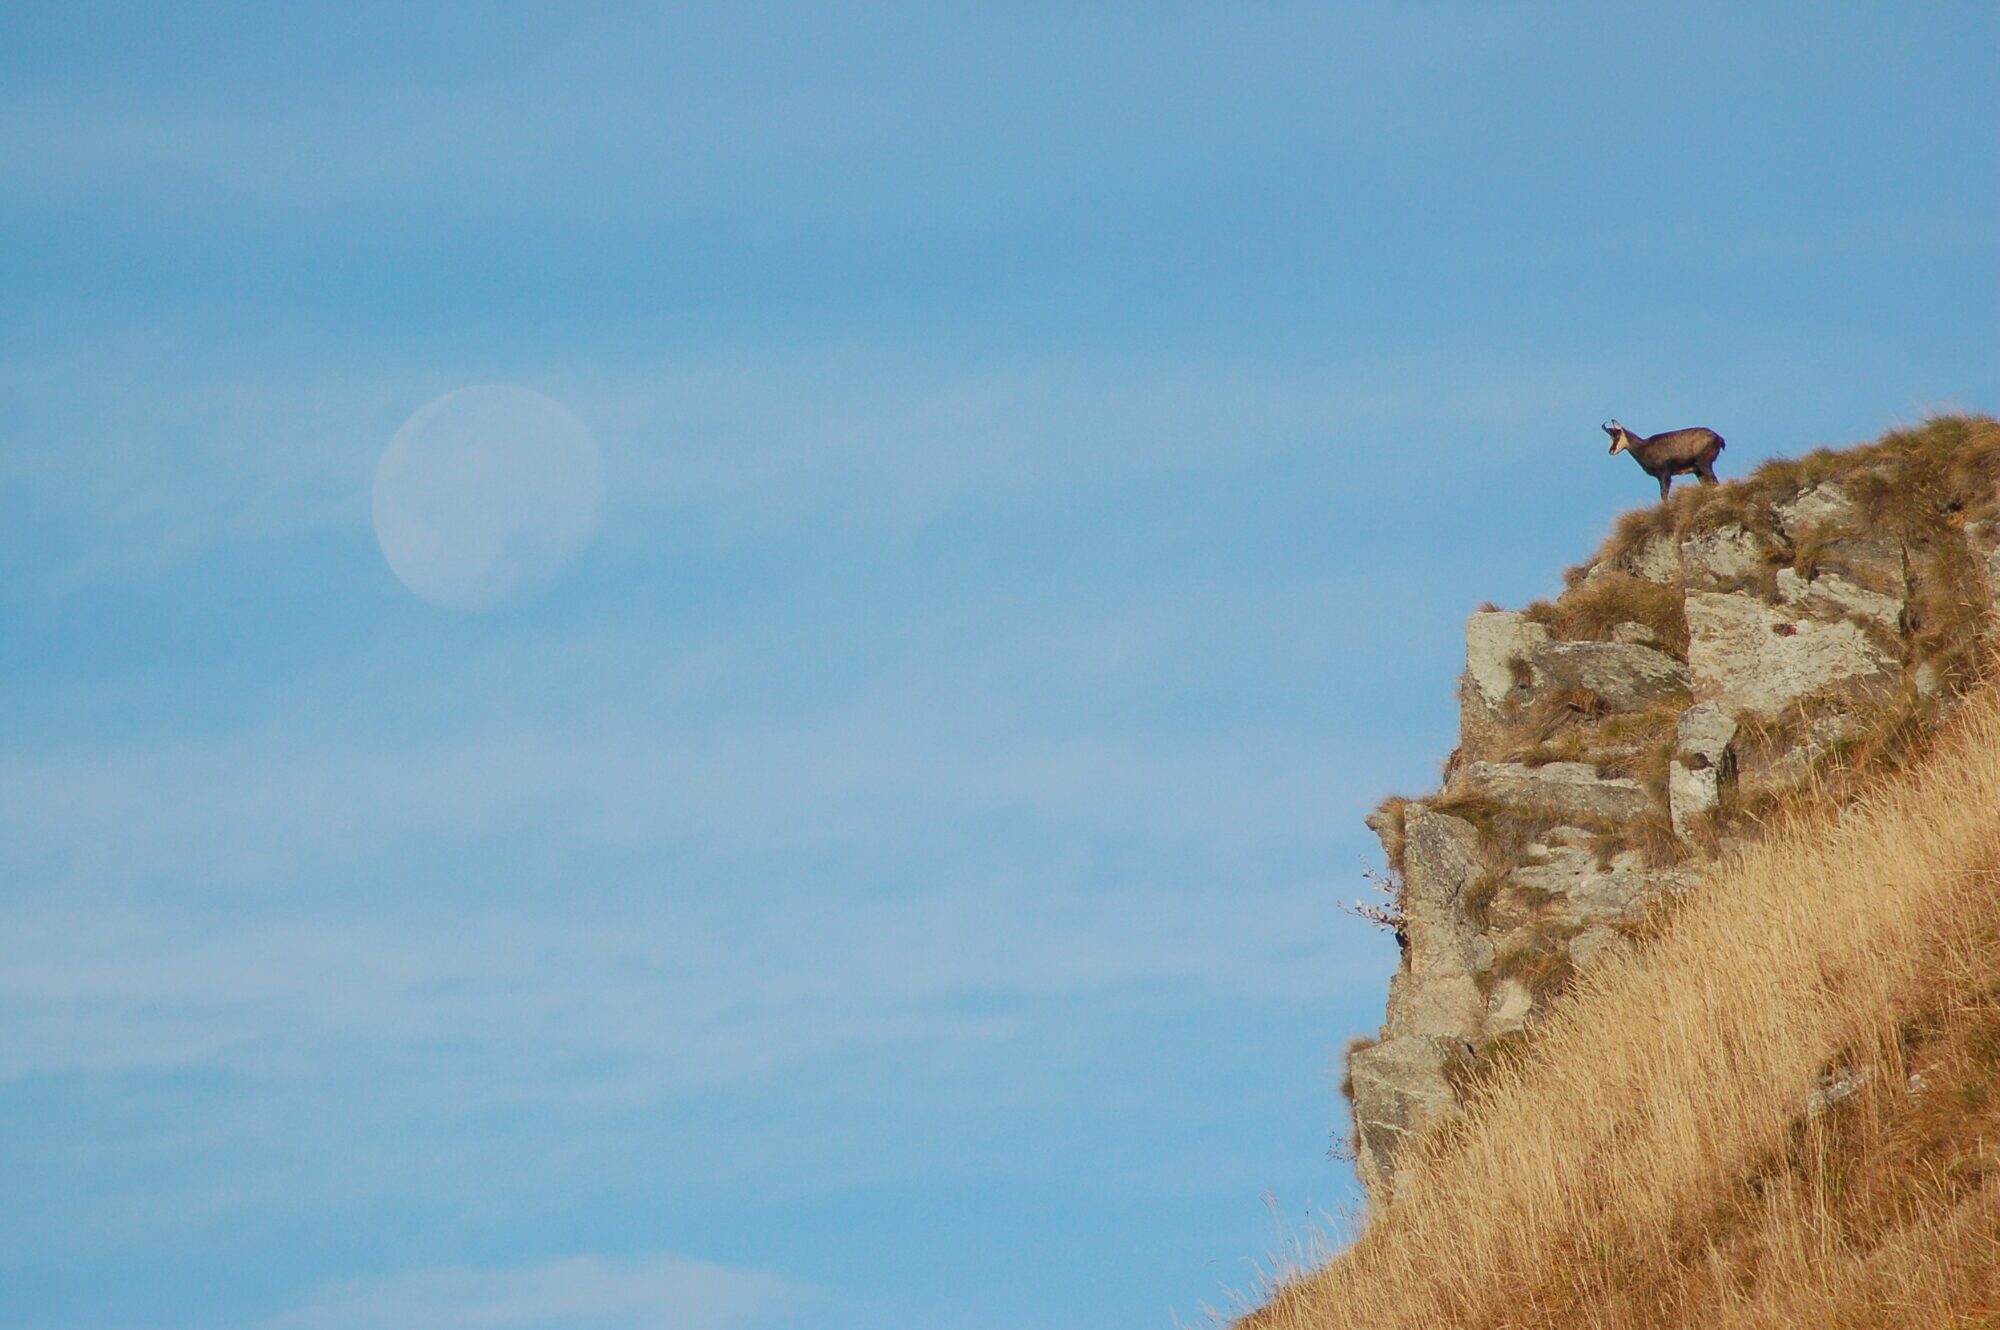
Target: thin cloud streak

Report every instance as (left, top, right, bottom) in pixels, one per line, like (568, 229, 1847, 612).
(0, 858, 1375, 1088)
(0, 322, 1646, 596)
(0, 678, 1389, 887)
(263, 1253, 802, 1330)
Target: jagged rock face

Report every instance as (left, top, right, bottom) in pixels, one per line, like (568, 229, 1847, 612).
(1530, 641, 1691, 710)
(1349, 424, 2000, 1208)
(1464, 612, 1549, 704)
(1737, 710, 1866, 799)
(1511, 839, 1694, 925)
(1457, 761, 1651, 822)
(1347, 1035, 1465, 1203)
(1619, 534, 1680, 584)
(1461, 612, 1691, 758)
(1348, 804, 1487, 1199)
(1775, 481, 1860, 539)
(1686, 591, 1896, 717)
(1464, 615, 1689, 716)
(1385, 807, 1487, 1029)
(1669, 702, 1737, 840)
(1567, 923, 1633, 972)
(1679, 523, 1773, 590)
(1775, 567, 1901, 629)
(1460, 612, 1550, 751)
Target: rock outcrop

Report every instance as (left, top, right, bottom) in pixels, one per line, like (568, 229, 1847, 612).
(1684, 590, 1894, 717)
(1345, 416, 2000, 1206)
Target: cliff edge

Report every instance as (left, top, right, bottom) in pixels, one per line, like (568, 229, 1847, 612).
(1348, 414, 2000, 1206)
(1237, 414, 2000, 1328)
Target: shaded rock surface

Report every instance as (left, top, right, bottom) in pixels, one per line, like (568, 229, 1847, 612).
(1347, 1036, 1466, 1203)
(1456, 761, 1650, 823)
(1669, 702, 1738, 840)
(1528, 641, 1691, 711)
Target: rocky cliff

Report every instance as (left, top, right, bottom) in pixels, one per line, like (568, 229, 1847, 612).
(1345, 414, 2000, 1205)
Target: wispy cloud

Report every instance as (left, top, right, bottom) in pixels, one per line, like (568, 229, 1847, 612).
(0, 101, 561, 211)
(0, 796, 1378, 1091)
(263, 1253, 802, 1330)
(0, 443, 1421, 1093)
(568, 343, 1631, 536)
(0, 583, 1398, 875)
(0, 320, 1643, 598)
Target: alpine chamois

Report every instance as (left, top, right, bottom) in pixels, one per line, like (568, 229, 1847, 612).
(1604, 419, 1725, 501)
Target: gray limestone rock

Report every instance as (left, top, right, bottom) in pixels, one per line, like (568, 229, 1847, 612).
(1381, 806, 1489, 1042)
(1679, 524, 1772, 589)
(1625, 534, 1681, 585)
(1461, 619, 1691, 755)
(1349, 1035, 1467, 1203)
(1586, 534, 1678, 585)
(1775, 566, 1902, 630)
(1677, 700, 1739, 760)
(1669, 763, 1723, 840)
(1685, 591, 1896, 718)
(1399, 809, 1482, 929)
(1464, 611, 1550, 709)
(1738, 710, 1866, 799)
(1811, 536, 1906, 595)
(1511, 843, 1662, 924)
(1528, 641, 1691, 712)
(1568, 924, 1633, 972)
(1355, 804, 1491, 1203)
(1382, 970, 1485, 1041)
(1775, 482, 1861, 541)
(1457, 760, 1652, 823)
(1460, 610, 1550, 754)
(1464, 932, 1496, 972)
(1670, 702, 1738, 841)
(1484, 977, 1534, 1035)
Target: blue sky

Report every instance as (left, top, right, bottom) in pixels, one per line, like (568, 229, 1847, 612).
(2, 4, 1994, 1328)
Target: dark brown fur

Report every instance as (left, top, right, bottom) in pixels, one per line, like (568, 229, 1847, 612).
(1604, 419, 1726, 501)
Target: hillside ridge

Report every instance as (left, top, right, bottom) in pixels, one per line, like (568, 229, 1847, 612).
(1247, 414, 2000, 1328)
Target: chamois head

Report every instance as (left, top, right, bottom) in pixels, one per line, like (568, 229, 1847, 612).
(1602, 420, 1632, 455)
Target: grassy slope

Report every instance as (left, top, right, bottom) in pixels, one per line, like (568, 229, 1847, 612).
(1244, 421, 2000, 1329)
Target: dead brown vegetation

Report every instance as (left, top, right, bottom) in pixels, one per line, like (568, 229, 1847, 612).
(1534, 573, 1691, 659)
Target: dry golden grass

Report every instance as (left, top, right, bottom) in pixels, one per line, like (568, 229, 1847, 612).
(1240, 668, 2000, 1329)
(1528, 573, 1691, 659)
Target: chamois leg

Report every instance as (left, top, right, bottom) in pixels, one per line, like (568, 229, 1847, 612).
(1657, 473, 1674, 502)
(1695, 460, 1719, 485)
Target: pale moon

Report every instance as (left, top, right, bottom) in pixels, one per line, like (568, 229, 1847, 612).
(373, 385, 605, 611)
